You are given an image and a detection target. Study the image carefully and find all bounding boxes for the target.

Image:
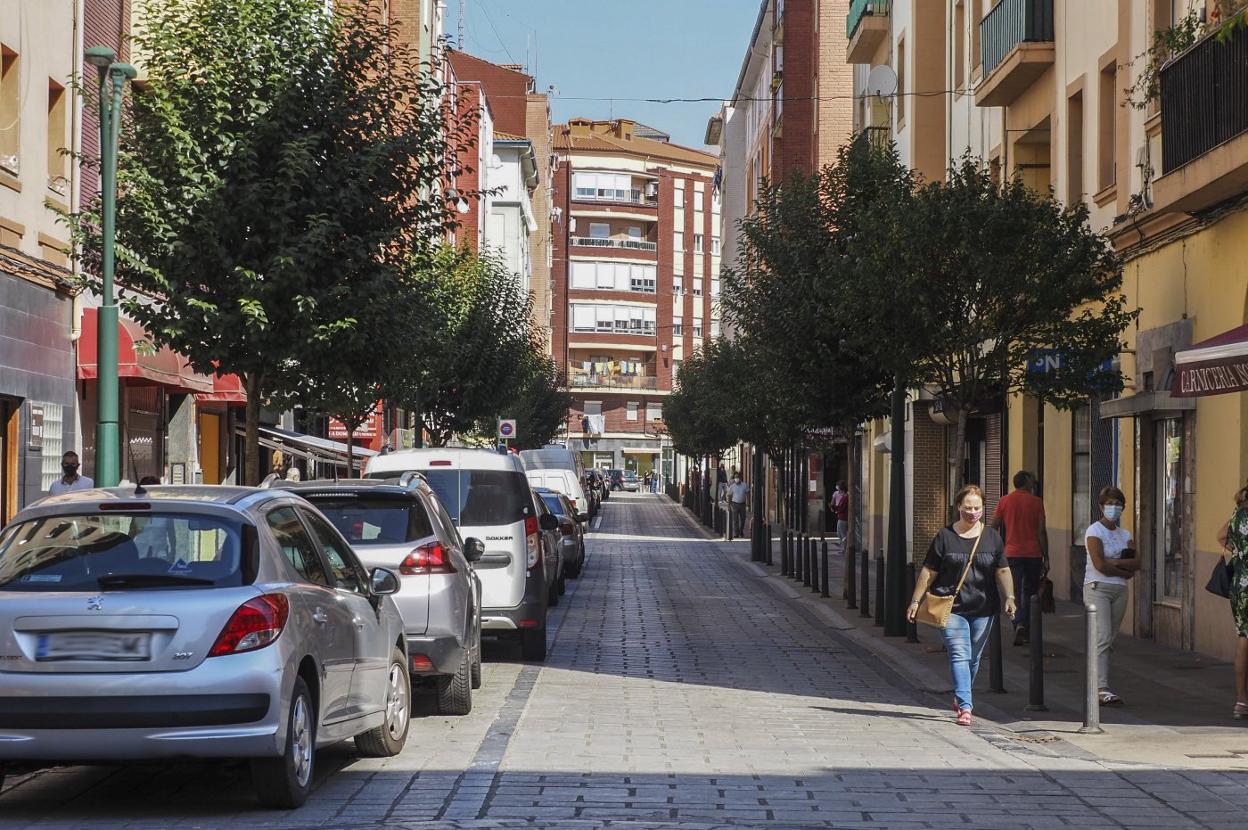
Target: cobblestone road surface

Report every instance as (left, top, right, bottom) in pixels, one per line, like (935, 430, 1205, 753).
(2, 493, 1248, 829)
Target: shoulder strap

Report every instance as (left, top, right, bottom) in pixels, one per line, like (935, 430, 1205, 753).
(951, 527, 985, 596)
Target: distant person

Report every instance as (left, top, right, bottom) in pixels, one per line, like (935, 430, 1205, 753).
(716, 463, 728, 502)
(1216, 480, 1248, 721)
(49, 451, 94, 495)
(908, 484, 1013, 727)
(991, 471, 1049, 646)
(1084, 486, 1139, 706)
(829, 481, 849, 548)
(728, 474, 750, 538)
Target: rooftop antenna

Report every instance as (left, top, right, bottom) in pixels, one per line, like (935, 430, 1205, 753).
(458, 0, 466, 49)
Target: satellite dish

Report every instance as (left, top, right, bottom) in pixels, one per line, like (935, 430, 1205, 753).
(865, 65, 898, 99)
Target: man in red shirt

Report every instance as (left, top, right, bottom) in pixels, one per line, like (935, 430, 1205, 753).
(991, 470, 1049, 646)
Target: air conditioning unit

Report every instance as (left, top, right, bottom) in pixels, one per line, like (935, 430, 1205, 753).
(645, 182, 658, 198)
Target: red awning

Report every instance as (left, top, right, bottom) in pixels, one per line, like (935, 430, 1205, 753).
(195, 372, 247, 404)
(1171, 323, 1248, 398)
(77, 308, 214, 393)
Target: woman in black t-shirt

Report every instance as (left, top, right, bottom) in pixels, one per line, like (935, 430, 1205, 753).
(907, 484, 1015, 726)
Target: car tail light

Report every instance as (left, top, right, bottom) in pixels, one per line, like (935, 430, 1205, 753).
(559, 519, 575, 537)
(411, 654, 435, 672)
(525, 515, 540, 570)
(209, 594, 289, 657)
(400, 542, 456, 575)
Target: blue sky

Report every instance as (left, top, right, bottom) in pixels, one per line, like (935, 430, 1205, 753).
(456, 0, 764, 149)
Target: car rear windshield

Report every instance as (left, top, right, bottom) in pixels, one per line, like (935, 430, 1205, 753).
(0, 512, 251, 592)
(307, 496, 433, 545)
(403, 470, 532, 527)
(539, 494, 568, 516)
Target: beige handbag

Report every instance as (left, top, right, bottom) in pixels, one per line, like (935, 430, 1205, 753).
(915, 529, 983, 629)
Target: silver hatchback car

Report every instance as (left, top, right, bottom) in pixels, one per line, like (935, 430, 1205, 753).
(0, 486, 411, 809)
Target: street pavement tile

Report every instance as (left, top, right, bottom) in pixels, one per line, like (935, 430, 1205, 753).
(4, 493, 1248, 829)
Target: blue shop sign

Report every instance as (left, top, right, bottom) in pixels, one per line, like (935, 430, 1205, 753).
(1027, 349, 1114, 376)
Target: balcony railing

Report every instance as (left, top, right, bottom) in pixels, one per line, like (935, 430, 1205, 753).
(570, 374, 659, 390)
(1160, 26, 1248, 174)
(847, 0, 890, 39)
(571, 237, 658, 251)
(572, 188, 658, 206)
(860, 125, 891, 151)
(979, 0, 1054, 78)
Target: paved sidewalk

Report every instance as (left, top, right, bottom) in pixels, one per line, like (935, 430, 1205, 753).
(742, 524, 1248, 771)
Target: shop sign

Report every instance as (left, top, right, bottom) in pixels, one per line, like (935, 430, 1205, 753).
(328, 405, 382, 441)
(1172, 358, 1248, 398)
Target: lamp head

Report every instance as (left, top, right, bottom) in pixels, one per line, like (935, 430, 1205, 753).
(84, 46, 117, 69)
(109, 62, 139, 81)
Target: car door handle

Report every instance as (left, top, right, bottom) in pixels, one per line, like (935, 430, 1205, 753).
(312, 609, 329, 624)
(352, 618, 365, 630)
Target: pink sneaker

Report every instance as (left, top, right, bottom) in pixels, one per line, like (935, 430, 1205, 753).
(956, 709, 973, 727)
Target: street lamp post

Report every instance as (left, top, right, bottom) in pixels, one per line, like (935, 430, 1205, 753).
(85, 47, 137, 487)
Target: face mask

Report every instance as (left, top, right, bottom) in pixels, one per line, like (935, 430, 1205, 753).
(960, 507, 984, 524)
(62, 463, 78, 476)
(1103, 504, 1124, 522)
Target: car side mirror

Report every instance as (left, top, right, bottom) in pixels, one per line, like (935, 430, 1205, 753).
(538, 513, 559, 531)
(370, 567, 400, 596)
(464, 537, 486, 562)
(577, 512, 590, 523)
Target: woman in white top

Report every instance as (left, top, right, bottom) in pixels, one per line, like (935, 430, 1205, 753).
(1084, 485, 1140, 705)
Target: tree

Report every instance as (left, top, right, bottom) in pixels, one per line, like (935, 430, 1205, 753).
(72, 0, 469, 483)
(473, 350, 572, 450)
(392, 246, 537, 447)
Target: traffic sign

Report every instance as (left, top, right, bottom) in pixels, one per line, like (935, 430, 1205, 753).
(498, 419, 517, 440)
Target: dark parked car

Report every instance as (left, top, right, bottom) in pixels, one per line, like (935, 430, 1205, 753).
(607, 469, 624, 491)
(536, 488, 588, 578)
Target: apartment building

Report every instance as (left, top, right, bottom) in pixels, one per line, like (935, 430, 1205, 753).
(707, 0, 856, 526)
(847, 0, 1248, 662)
(552, 118, 720, 477)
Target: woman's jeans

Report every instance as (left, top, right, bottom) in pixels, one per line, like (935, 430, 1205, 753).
(942, 613, 994, 712)
(1085, 581, 1129, 690)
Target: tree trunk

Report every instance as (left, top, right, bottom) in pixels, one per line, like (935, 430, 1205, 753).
(952, 407, 969, 496)
(346, 427, 355, 479)
(244, 373, 262, 487)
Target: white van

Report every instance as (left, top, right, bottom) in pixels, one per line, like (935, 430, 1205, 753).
(519, 448, 590, 516)
(366, 448, 559, 660)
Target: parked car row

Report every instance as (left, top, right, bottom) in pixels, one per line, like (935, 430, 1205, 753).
(0, 445, 599, 809)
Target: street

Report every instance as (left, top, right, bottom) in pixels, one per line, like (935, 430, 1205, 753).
(1, 493, 1246, 829)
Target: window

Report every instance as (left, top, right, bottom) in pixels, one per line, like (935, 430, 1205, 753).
(711, 319, 720, 338)
(972, 0, 983, 71)
(1098, 62, 1117, 191)
(672, 321, 683, 336)
(627, 226, 642, 240)
(955, 1, 966, 92)
(570, 304, 656, 335)
(629, 270, 656, 293)
(896, 37, 906, 127)
(35, 403, 64, 492)
(301, 509, 364, 593)
(1156, 418, 1184, 602)
(573, 172, 632, 201)
(572, 304, 596, 331)
(694, 190, 704, 211)
(672, 274, 684, 294)
(647, 403, 662, 422)
(310, 497, 434, 545)
(712, 237, 721, 256)
(626, 402, 639, 421)
(584, 401, 602, 416)
(267, 506, 330, 586)
(693, 323, 703, 338)
(673, 231, 684, 251)
(711, 279, 721, 297)
(673, 359, 683, 378)
(674, 180, 685, 205)
(694, 234, 704, 253)
(1067, 90, 1084, 204)
(0, 46, 18, 171)
(571, 261, 596, 289)
(589, 222, 610, 239)
(47, 80, 66, 186)
(1072, 406, 1091, 543)
(599, 263, 618, 289)
(692, 282, 703, 296)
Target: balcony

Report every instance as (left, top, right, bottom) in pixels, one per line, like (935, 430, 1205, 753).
(571, 237, 658, 251)
(975, 0, 1054, 107)
(572, 188, 658, 207)
(1153, 26, 1248, 213)
(846, 0, 890, 64)
(860, 125, 891, 151)
(570, 374, 659, 391)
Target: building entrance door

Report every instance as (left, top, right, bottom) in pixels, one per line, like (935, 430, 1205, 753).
(198, 412, 222, 484)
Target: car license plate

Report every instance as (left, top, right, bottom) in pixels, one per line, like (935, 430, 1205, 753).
(36, 631, 152, 662)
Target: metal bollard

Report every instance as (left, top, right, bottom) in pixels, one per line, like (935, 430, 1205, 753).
(1080, 602, 1103, 733)
(859, 548, 871, 618)
(873, 552, 885, 627)
(1025, 593, 1047, 712)
(809, 537, 819, 593)
(781, 530, 789, 576)
(821, 540, 830, 598)
(797, 533, 806, 583)
(846, 539, 857, 608)
(905, 563, 919, 643)
(989, 613, 1006, 693)
(766, 523, 774, 566)
(803, 536, 813, 588)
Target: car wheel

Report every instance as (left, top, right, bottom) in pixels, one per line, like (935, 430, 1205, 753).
(547, 581, 560, 607)
(435, 648, 473, 715)
(251, 675, 316, 809)
(469, 628, 483, 690)
(520, 627, 547, 662)
(355, 648, 410, 757)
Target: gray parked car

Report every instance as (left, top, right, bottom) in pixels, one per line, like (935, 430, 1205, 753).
(275, 476, 484, 715)
(0, 486, 410, 809)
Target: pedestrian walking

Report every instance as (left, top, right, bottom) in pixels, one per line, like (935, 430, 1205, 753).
(1216, 480, 1248, 720)
(907, 484, 1014, 726)
(990, 470, 1049, 646)
(1084, 485, 1139, 706)
(48, 451, 94, 495)
(716, 463, 728, 503)
(728, 474, 750, 538)
(829, 480, 849, 548)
